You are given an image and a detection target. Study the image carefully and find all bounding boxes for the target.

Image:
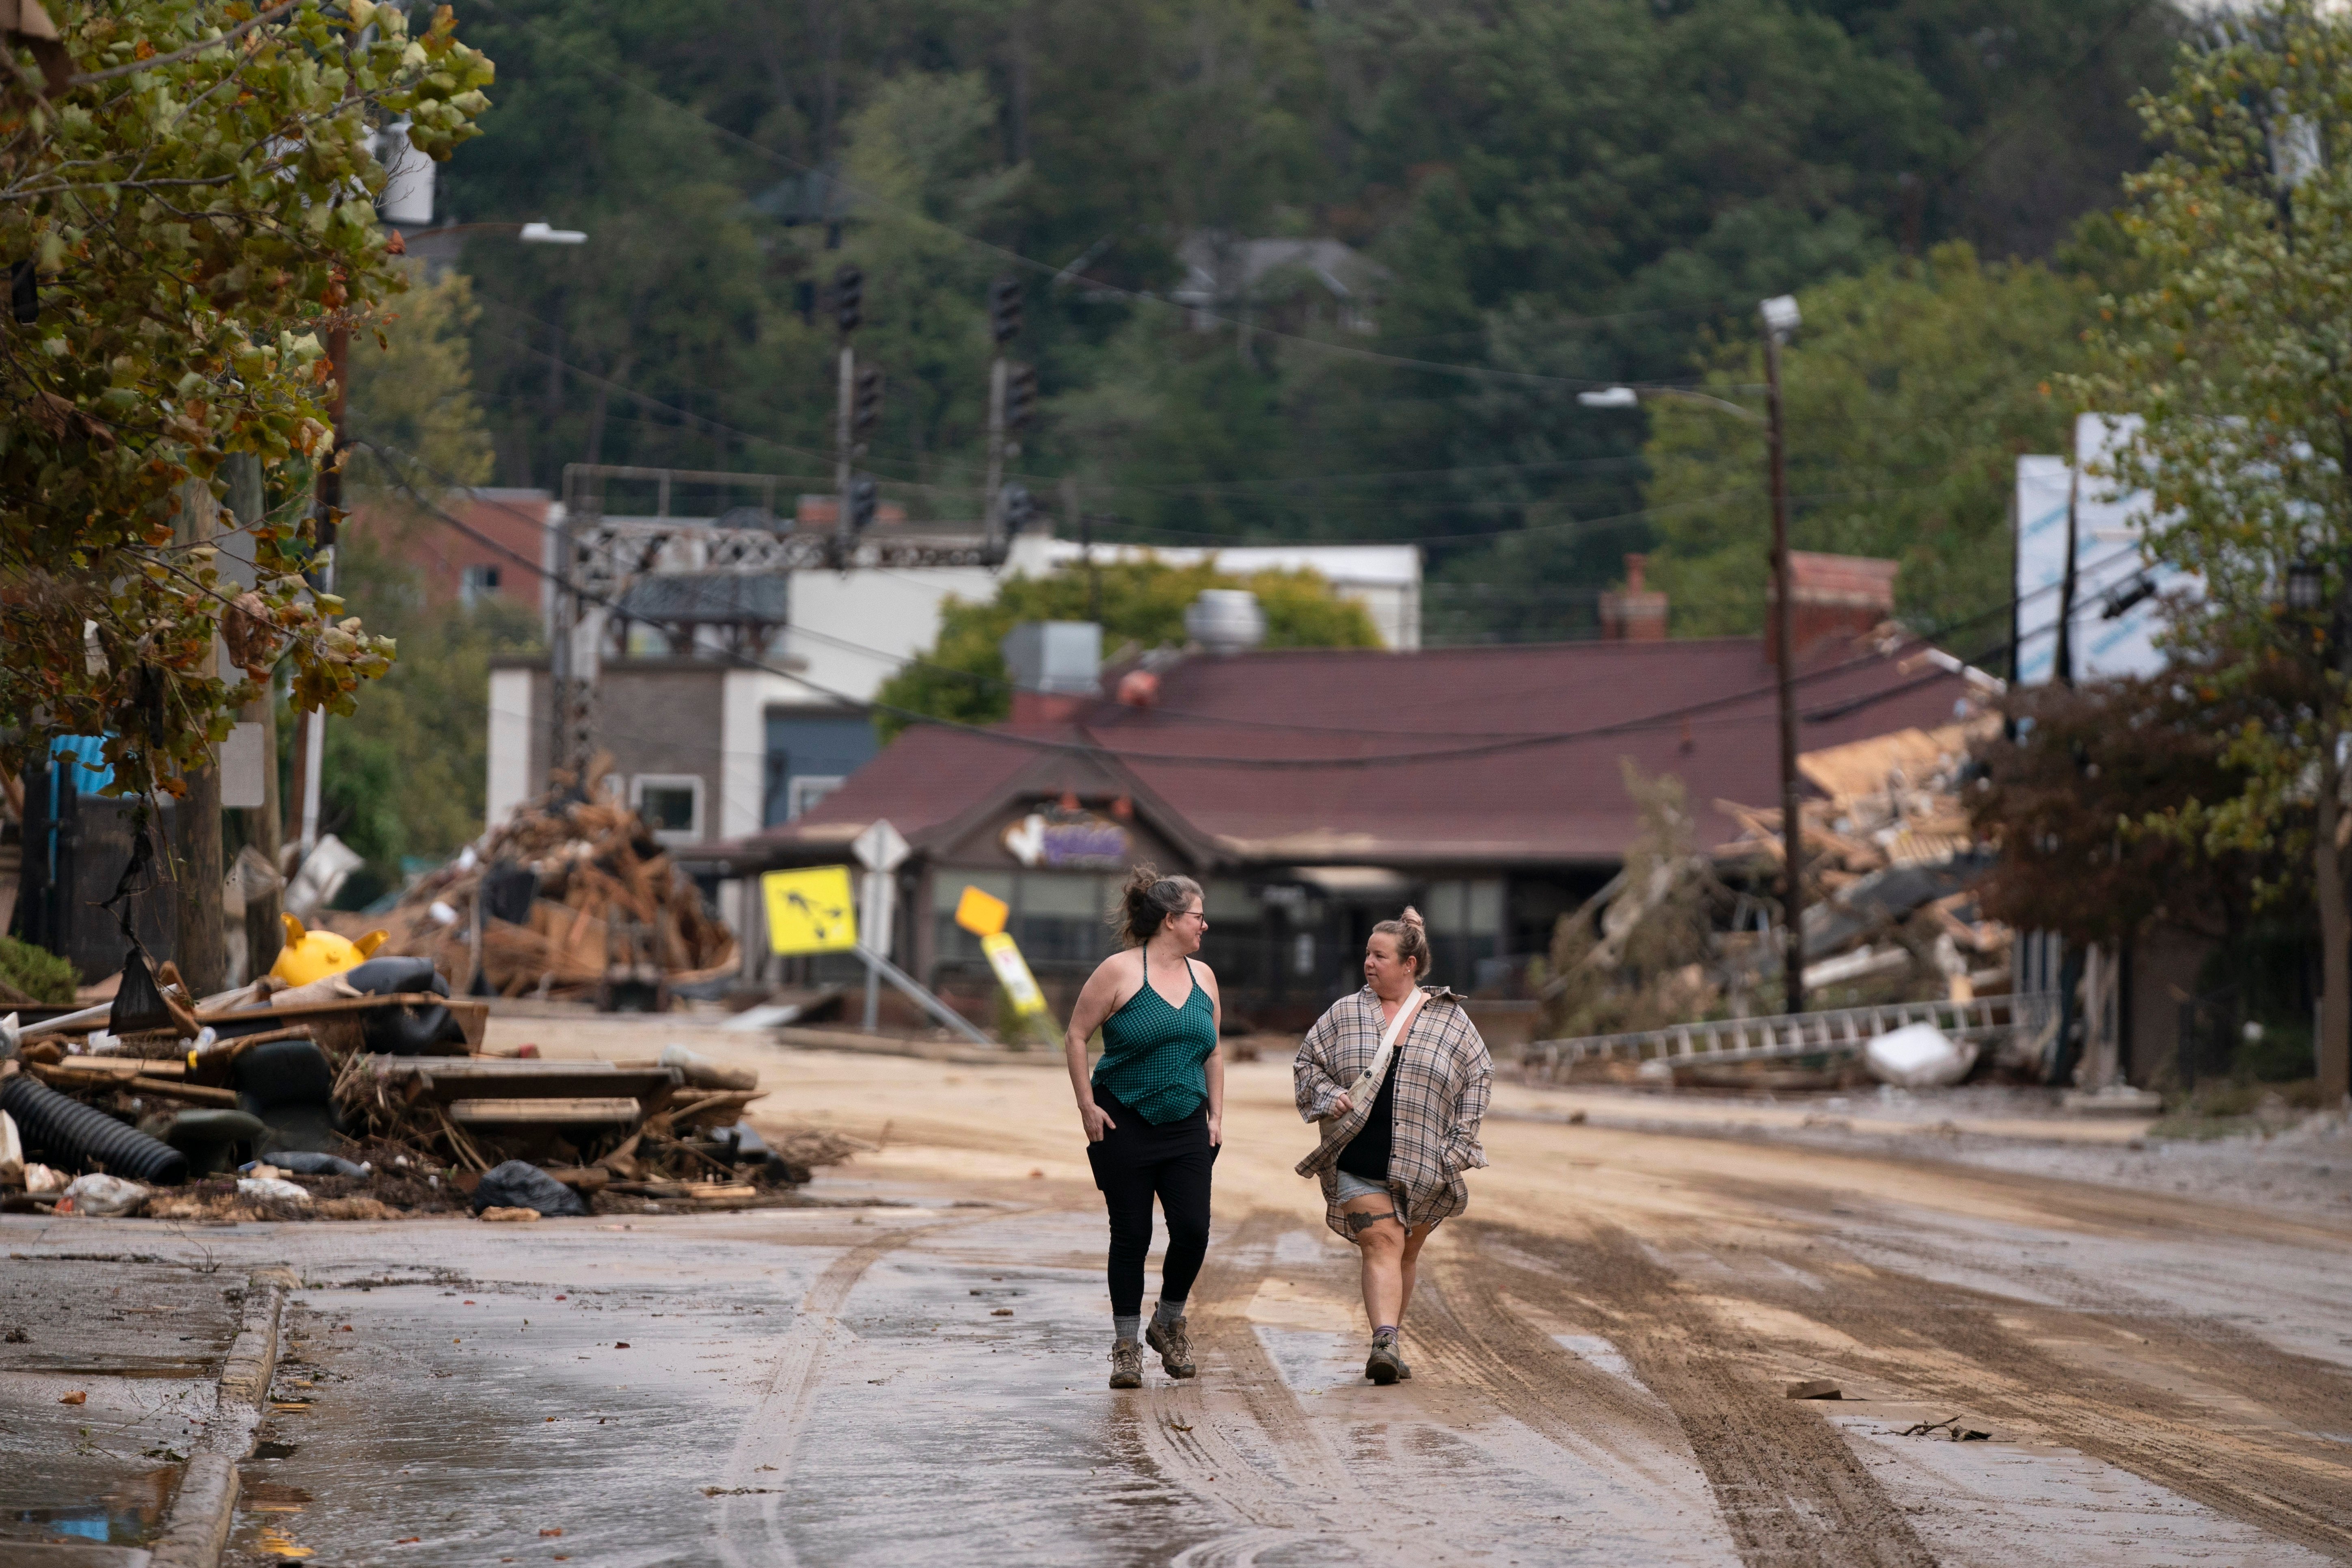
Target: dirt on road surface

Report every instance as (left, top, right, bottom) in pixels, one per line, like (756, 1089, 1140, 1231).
(5, 1018, 2348, 1566)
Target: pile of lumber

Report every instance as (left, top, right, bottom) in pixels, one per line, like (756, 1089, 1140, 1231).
(371, 756, 737, 1005)
(1713, 719, 2012, 1001)
(332, 1047, 853, 1202)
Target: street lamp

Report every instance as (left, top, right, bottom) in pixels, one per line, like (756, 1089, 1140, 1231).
(2287, 558, 2327, 615)
(1577, 293, 1810, 1017)
(294, 215, 591, 859)
(1758, 293, 1803, 1016)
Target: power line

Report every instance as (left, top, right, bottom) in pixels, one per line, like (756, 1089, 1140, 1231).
(363, 439, 2137, 780)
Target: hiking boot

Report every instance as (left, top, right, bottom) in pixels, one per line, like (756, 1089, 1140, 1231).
(1147, 1317, 1197, 1379)
(1365, 1331, 1402, 1387)
(1109, 1339, 1144, 1389)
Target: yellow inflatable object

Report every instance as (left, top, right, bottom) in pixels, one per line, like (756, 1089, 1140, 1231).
(270, 913, 388, 987)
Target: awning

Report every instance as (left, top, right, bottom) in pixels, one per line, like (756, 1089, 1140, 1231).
(1286, 865, 1414, 899)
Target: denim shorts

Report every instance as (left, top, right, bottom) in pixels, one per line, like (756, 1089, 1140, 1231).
(1333, 1169, 1393, 1205)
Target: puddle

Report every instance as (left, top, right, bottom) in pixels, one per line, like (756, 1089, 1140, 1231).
(1252, 1324, 1367, 1395)
(2, 1466, 177, 1546)
(1551, 1333, 1647, 1393)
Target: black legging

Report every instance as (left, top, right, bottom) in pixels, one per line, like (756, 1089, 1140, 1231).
(1085, 1090, 1216, 1317)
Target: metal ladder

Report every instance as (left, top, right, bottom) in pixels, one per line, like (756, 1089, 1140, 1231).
(1521, 992, 2061, 1078)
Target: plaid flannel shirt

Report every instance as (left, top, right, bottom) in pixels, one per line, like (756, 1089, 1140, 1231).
(1294, 985, 1492, 1237)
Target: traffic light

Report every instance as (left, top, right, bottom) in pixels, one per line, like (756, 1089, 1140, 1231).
(852, 365, 883, 443)
(834, 263, 864, 333)
(988, 274, 1022, 345)
(848, 475, 879, 535)
(1000, 482, 1034, 530)
(1004, 361, 1038, 432)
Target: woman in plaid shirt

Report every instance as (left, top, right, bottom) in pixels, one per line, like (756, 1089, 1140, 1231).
(1294, 908, 1492, 1384)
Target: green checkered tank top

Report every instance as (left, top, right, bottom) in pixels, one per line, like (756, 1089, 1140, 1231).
(1091, 948, 1218, 1125)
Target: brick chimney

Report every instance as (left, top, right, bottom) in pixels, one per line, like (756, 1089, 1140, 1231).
(1599, 553, 1668, 641)
(1768, 552, 1898, 662)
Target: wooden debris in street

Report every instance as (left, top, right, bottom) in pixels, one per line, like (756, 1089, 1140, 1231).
(364, 756, 738, 1009)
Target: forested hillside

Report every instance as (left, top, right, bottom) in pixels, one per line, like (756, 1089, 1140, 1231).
(438, 0, 2181, 642)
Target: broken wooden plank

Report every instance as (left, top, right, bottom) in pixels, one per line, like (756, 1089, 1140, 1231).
(661, 1089, 767, 1129)
(386, 1059, 680, 1104)
(446, 1097, 644, 1127)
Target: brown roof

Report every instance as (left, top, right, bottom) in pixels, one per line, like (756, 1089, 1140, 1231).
(730, 634, 1991, 870)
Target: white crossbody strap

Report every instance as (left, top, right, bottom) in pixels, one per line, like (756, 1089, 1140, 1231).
(1341, 987, 1426, 1112)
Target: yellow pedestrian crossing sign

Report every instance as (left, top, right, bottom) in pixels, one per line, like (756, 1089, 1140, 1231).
(762, 866, 859, 955)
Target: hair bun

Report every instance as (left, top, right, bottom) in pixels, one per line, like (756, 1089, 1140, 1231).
(1398, 905, 1425, 931)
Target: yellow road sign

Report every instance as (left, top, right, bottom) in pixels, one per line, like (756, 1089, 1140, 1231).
(981, 932, 1046, 1016)
(762, 866, 860, 955)
(953, 883, 1010, 937)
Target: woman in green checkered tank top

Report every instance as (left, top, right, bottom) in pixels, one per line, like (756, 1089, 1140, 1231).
(1064, 865, 1225, 1391)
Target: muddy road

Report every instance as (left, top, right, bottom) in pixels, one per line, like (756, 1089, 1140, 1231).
(5, 1030, 2348, 1566)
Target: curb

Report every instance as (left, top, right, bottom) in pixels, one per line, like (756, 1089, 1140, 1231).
(147, 1266, 298, 1568)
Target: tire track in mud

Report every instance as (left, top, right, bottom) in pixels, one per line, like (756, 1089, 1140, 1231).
(1135, 1214, 1300, 1535)
(1149, 1211, 1450, 1567)
(711, 1212, 1000, 1568)
(1471, 1220, 1939, 1568)
(1704, 1170, 2352, 1444)
(1719, 1255, 2352, 1560)
(1414, 1245, 1685, 1461)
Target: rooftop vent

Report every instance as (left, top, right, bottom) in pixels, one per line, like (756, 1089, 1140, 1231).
(1184, 590, 1265, 656)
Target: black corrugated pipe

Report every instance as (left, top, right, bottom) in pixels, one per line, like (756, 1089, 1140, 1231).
(1, 1074, 189, 1185)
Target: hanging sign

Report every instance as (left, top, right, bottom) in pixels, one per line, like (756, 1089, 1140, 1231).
(762, 866, 859, 955)
(1002, 806, 1130, 868)
(981, 931, 1047, 1017)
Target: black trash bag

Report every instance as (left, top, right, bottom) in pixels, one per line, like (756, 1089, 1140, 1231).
(471, 1160, 588, 1218)
(231, 1037, 345, 1154)
(341, 956, 466, 1054)
(479, 864, 539, 926)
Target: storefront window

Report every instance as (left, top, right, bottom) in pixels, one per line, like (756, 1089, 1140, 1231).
(931, 871, 1121, 973)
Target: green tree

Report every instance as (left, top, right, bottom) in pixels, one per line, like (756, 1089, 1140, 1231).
(343, 262, 496, 498)
(321, 530, 540, 904)
(2070, 1, 2352, 1105)
(1640, 242, 2093, 640)
(1, 0, 492, 797)
(873, 558, 1379, 739)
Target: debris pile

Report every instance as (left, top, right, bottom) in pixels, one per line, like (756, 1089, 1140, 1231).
(367, 758, 738, 1009)
(2, 957, 849, 1220)
(1713, 721, 2013, 1008)
(1531, 726, 2034, 1086)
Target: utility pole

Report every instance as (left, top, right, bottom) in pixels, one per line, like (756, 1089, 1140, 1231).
(985, 274, 1022, 562)
(289, 322, 348, 863)
(832, 263, 862, 567)
(225, 454, 283, 976)
(1760, 294, 1804, 1017)
(173, 478, 226, 995)
(2055, 458, 2080, 687)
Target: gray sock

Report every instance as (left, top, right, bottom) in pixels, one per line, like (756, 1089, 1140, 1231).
(1153, 1299, 1186, 1326)
(1114, 1313, 1141, 1344)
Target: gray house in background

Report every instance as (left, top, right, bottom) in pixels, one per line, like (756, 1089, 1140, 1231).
(1173, 233, 1389, 337)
